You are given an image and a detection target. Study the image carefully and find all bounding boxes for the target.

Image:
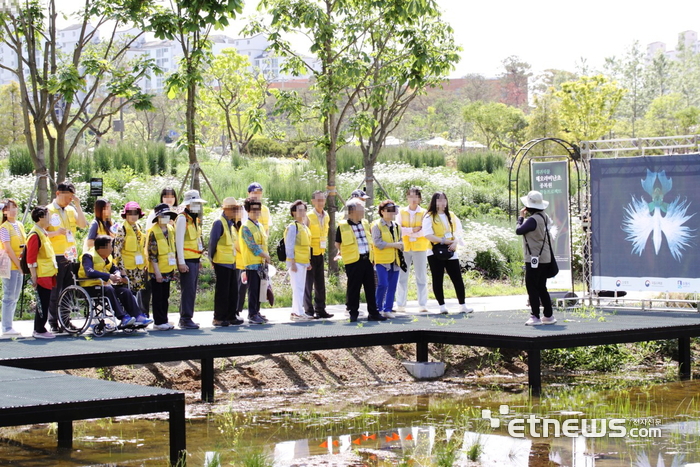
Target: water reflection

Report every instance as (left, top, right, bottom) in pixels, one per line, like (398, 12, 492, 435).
(2, 378, 700, 466)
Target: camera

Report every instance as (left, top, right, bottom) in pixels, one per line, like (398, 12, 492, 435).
(530, 256, 539, 268)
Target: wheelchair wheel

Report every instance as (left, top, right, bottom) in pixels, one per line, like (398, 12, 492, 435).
(58, 286, 92, 335)
(93, 322, 106, 337)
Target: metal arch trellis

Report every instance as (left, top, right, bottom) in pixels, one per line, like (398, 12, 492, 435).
(508, 137, 585, 297)
(579, 134, 700, 309)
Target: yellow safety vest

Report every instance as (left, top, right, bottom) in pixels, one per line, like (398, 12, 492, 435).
(235, 224, 245, 270)
(148, 224, 176, 274)
(178, 212, 203, 260)
(78, 248, 114, 287)
(29, 226, 57, 278)
(430, 214, 457, 243)
(338, 219, 373, 265)
(120, 222, 146, 270)
(371, 219, 400, 265)
(0, 221, 26, 271)
(285, 221, 311, 264)
(400, 207, 430, 252)
(240, 219, 268, 268)
(212, 216, 237, 265)
(307, 209, 329, 256)
(47, 203, 78, 255)
(259, 205, 271, 235)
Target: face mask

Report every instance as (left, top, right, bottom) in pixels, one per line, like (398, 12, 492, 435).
(190, 203, 201, 213)
(159, 217, 170, 225)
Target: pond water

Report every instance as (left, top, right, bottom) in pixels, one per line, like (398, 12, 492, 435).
(2, 377, 700, 466)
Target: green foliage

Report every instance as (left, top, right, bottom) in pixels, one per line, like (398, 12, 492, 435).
(556, 75, 626, 142)
(8, 145, 33, 176)
(542, 344, 633, 372)
(456, 150, 506, 174)
(462, 101, 527, 152)
(69, 142, 175, 180)
(473, 250, 508, 280)
(309, 146, 445, 173)
(247, 138, 291, 157)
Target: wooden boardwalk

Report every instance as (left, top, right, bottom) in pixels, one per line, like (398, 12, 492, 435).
(0, 366, 185, 464)
(1, 308, 698, 399)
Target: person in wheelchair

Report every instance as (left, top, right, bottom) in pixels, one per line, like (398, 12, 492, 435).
(78, 235, 152, 329)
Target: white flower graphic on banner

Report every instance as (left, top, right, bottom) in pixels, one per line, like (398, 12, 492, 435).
(622, 169, 695, 261)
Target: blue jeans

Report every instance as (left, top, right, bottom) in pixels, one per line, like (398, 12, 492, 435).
(2, 269, 23, 331)
(375, 265, 399, 313)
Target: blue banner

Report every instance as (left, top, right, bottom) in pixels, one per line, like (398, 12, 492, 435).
(590, 154, 700, 292)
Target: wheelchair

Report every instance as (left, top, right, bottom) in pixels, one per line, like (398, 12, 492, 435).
(57, 263, 141, 337)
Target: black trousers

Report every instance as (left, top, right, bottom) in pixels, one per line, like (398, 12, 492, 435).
(34, 285, 52, 333)
(237, 271, 248, 314)
(304, 254, 326, 315)
(427, 256, 465, 305)
(246, 269, 261, 318)
(525, 263, 552, 318)
(344, 256, 379, 318)
(137, 280, 151, 317)
(150, 278, 171, 325)
(48, 256, 74, 327)
(85, 285, 138, 319)
(213, 264, 239, 322)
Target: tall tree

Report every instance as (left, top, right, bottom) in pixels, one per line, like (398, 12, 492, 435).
(669, 38, 700, 108)
(499, 55, 531, 110)
(555, 75, 625, 142)
(150, 0, 244, 193)
(200, 49, 268, 155)
(646, 51, 671, 101)
(462, 101, 528, 153)
(604, 41, 648, 137)
(0, 82, 23, 147)
(349, 16, 459, 205)
(526, 91, 563, 156)
(246, 0, 446, 274)
(0, 0, 158, 202)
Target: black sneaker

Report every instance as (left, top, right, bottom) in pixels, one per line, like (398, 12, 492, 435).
(50, 325, 69, 335)
(178, 319, 200, 330)
(230, 318, 244, 325)
(316, 311, 334, 319)
(367, 314, 388, 322)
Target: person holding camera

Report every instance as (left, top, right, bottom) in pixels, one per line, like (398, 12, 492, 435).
(516, 190, 556, 326)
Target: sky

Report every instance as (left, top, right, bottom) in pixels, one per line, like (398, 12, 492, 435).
(54, 0, 700, 79)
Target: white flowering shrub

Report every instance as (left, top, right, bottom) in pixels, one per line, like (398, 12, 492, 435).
(459, 219, 522, 279)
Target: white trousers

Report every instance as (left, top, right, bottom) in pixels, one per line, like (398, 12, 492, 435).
(396, 250, 429, 307)
(289, 262, 308, 315)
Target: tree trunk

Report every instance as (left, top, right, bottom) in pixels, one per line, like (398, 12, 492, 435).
(186, 80, 200, 192)
(363, 147, 375, 220)
(326, 113, 339, 276)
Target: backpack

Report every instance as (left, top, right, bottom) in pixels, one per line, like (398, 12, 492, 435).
(276, 222, 298, 262)
(19, 232, 40, 275)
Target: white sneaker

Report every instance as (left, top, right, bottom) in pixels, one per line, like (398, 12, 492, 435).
(396, 306, 406, 312)
(32, 330, 55, 339)
(291, 313, 312, 320)
(541, 316, 557, 325)
(419, 307, 428, 313)
(2, 328, 21, 337)
(152, 323, 172, 331)
(459, 304, 474, 314)
(525, 315, 543, 326)
(439, 304, 448, 314)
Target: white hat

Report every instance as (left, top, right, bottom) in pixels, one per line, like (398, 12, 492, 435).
(181, 190, 207, 207)
(520, 190, 549, 210)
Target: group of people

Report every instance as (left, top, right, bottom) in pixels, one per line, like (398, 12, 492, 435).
(0, 180, 558, 338)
